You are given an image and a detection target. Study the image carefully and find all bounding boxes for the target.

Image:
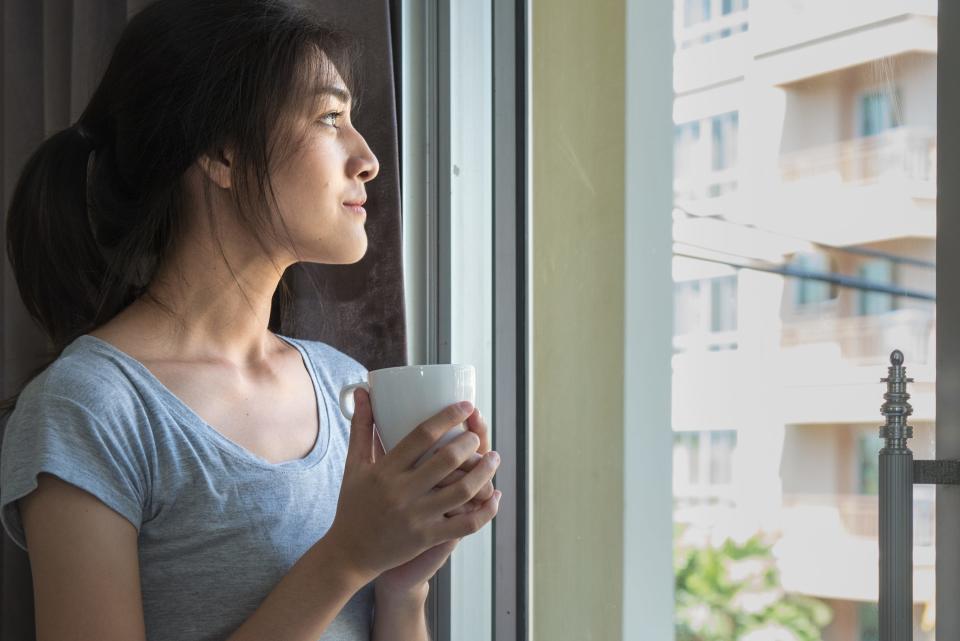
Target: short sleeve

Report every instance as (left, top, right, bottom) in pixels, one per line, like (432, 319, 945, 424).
(0, 391, 150, 551)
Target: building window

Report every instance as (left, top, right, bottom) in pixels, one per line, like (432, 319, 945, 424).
(858, 432, 880, 495)
(860, 90, 902, 137)
(673, 430, 737, 492)
(674, 280, 703, 336)
(856, 259, 896, 316)
(673, 275, 738, 338)
(791, 252, 837, 306)
(674, 120, 701, 184)
(711, 111, 739, 172)
(858, 602, 880, 641)
(683, 0, 711, 27)
(722, 0, 748, 14)
(710, 275, 738, 332)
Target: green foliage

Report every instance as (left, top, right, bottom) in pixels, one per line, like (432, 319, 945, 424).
(674, 526, 833, 641)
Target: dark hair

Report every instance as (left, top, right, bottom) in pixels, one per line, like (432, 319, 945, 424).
(2, 0, 363, 411)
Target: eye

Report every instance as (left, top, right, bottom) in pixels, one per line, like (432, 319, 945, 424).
(318, 111, 343, 128)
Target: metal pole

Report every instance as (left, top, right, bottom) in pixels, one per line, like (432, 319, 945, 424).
(879, 349, 914, 641)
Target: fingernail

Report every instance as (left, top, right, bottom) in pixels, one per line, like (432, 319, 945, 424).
(493, 490, 502, 502)
(487, 451, 500, 464)
(458, 401, 474, 414)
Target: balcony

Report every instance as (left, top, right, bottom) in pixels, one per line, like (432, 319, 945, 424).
(751, 0, 936, 85)
(776, 491, 935, 602)
(759, 128, 937, 245)
(673, 321, 936, 429)
(673, 490, 935, 602)
(781, 307, 934, 367)
(780, 127, 936, 192)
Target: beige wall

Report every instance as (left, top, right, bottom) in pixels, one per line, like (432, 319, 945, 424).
(531, 0, 626, 639)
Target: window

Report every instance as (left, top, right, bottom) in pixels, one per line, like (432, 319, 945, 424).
(674, 280, 703, 336)
(856, 259, 895, 316)
(791, 252, 837, 306)
(673, 430, 737, 492)
(710, 275, 737, 332)
(684, 0, 711, 27)
(711, 111, 739, 172)
(722, 0, 748, 15)
(672, 275, 738, 337)
(858, 602, 880, 641)
(858, 431, 879, 495)
(860, 90, 902, 137)
(674, 121, 701, 183)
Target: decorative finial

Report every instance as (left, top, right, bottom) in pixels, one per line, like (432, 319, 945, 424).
(881, 349, 913, 450)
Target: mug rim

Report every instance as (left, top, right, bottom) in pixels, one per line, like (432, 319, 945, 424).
(370, 363, 473, 375)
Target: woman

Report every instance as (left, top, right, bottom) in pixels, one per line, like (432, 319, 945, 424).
(0, 1, 501, 639)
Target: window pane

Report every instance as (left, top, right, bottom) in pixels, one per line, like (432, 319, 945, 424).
(672, 2, 937, 639)
(710, 111, 738, 172)
(684, 0, 711, 27)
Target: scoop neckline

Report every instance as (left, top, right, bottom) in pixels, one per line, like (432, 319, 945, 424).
(74, 333, 331, 472)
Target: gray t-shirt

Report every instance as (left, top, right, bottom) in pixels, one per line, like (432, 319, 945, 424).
(0, 333, 374, 640)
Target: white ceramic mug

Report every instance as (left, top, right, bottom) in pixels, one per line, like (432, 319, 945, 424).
(338, 364, 476, 467)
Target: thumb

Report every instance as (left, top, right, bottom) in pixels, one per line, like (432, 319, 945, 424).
(348, 387, 375, 464)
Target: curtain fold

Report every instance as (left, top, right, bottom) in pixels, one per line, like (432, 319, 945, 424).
(0, 0, 405, 637)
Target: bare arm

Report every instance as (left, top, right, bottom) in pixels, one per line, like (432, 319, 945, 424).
(372, 582, 431, 641)
(20, 473, 373, 641)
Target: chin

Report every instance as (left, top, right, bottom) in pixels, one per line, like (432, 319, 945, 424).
(332, 240, 368, 265)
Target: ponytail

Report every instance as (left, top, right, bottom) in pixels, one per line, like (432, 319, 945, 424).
(6, 124, 110, 351)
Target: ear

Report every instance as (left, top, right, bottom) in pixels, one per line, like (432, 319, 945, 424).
(196, 147, 234, 189)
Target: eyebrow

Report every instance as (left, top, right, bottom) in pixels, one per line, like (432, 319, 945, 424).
(315, 86, 352, 104)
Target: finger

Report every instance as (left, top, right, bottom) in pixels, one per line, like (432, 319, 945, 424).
(459, 451, 483, 472)
(437, 490, 502, 540)
(473, 478, 495, 504)
(423, 451, 499, 515)
(347, 388, 375, 465)
(436, 456, 491, 493)
(444, 495, 489, 518)
(437, 469, 467, 489)
(437, 452, 483, 488)
(444, 503, 472, 517)
(439, 466, 493, 502)
(386, 401, 474, 472)
(408, 429, 481, 496)
(465, 409, 490, 455)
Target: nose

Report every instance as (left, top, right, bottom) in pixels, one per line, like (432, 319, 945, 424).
(350, 132, 379, 183)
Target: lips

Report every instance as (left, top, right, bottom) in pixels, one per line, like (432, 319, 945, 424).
(343, 198, 367, 207)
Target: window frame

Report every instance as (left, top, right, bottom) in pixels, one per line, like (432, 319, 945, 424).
(400, 1, 529, 640)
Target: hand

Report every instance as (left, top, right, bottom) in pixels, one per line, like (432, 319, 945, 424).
(374, 409, 501, 594)
(324, 389, 502, 586)
(374, 408, 501, 594)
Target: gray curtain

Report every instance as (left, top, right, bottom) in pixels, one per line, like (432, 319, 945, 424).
(0, 0, 406, 637)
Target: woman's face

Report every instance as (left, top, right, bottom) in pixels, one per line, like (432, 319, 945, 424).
(269, 71, 379, 266)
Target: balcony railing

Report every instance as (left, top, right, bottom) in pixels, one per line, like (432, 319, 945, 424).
(780, 307, 934, 366)
(674, 490, 936, 548)
(780, 127, 936, 187)
(782, 491, 935, 548)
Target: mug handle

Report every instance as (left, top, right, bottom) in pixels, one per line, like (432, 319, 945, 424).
(338, 382, 371, 420)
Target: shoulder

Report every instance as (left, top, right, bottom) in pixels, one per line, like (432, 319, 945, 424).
(7, 340, 146, 431)
(284, 336, 368, 381)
